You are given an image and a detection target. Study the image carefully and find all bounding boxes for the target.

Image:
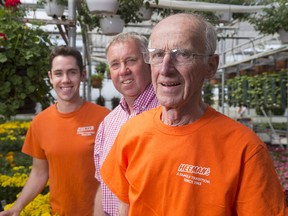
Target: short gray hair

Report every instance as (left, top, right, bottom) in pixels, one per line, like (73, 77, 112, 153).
(105, 32, 148, 55)
(204, 20, 217, 55)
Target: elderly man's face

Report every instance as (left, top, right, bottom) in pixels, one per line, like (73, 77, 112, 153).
(149, 17, 217, 109)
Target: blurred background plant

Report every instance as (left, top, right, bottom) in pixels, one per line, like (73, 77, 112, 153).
(0, 0, 54, 120)
(0, 120, 50, 213)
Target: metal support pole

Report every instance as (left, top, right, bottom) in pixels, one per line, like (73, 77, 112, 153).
(221, 70, 225, 114)
(82, 40, 87, 100)
(68, 0, 76, 47)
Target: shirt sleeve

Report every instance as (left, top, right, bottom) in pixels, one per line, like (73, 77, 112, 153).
(100, 133, 130, 203)
(94, 121, 104, 181)
(22, 120, 46, 159)
(235, 145, 287, 215)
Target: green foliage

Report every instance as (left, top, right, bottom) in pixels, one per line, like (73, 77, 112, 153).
(111, 96, 120, 109)
(0, 120, 51, 211)
(91, 73, 104, 88)
(96, 95, 105, 106)
(225, 70, 288, 115)
(246, 0, 288, 35)
(76, 0, 101, 32)
(0, 5, 54, 119)
(0, 120, 30, 153)
(203, 82, 215, 105)
(76, 0, 159, 32)
(95, 62, 107, 74)
(118, 0, 144, 23)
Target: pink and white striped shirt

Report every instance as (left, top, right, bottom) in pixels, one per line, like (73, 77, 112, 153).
(94, 83, 158, 216)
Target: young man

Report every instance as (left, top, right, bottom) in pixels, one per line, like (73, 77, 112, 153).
(0, 46, 110, 216)
(93, 32, 158, 216)
(100, 14, 288, 215)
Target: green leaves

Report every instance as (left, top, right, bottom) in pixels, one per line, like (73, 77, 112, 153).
(0, 6, 54, 119)
(246, 0, 288, 35)
(0, 53, 8, 63)
(225, 70, 288, 115)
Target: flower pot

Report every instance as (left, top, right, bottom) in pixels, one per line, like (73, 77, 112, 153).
(210, 78, 219, 85)
(91, 77, 103, 88)
(278, 30, 288, 44)
(137, 6, 152, 21)
(100, 15, 124, 36)
(275, 59, 286, 70)
(44, 0, 65, 17)
(86, 0, 119, 15)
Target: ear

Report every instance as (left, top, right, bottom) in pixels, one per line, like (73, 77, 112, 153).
(48, 71, 53, 83)
(80, 70, 86, 82)
(205, 54, 219, 79)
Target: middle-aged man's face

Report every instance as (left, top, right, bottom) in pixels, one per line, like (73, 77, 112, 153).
(48, 55, 85, 103)
(107, 38, 151, 102)
(149, 15, 218, 109)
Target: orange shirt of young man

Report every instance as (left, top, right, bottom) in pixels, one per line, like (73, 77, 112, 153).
(22, 102, 110, 215)
(101, 106, 287, 216)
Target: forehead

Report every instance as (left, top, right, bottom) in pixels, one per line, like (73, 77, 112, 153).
(150, 17, 205, 51)
(51, 56, 80, 74)
(108, 38, 141, 56)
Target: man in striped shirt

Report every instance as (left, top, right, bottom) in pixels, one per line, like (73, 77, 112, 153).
(93, 32, 159, 216)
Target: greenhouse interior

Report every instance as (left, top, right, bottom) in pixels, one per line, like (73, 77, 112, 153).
(0, 0, 287, 213)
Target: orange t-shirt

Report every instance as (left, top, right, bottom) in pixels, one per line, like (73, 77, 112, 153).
(101, 106, 287, 216)
(22, 101, 109, 216)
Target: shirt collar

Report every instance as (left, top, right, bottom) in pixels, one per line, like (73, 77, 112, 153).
(119, 83, 156, 115)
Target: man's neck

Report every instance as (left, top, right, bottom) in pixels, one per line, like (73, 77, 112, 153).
(56, 98, 84, 113)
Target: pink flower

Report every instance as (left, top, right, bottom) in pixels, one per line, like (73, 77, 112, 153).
(0, 33, 8, 40)
(4, 0, 21, 8)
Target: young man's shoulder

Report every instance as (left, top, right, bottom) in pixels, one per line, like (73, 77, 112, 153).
(85, 101, 110, 112)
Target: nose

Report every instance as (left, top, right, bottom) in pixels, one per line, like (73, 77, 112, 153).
(158, 53, 174, 75)
(163, 52, 174, 65)
(118, 62, 130, 76)
(62, 73, 71, 82)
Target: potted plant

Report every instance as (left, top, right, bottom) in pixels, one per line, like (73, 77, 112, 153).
(0, 1, 54, 119)
(78, 0, 159, 34)
(86, 0, 119, 15)
(96, 95, 106, 106)
(95, 62, 107, 74)
(106, 64, 111, 79)
(37, 0, 67, 17)
(100, 14, 125, 35)
(246, 0, 288, 43)
(111, 96, 120, 109)
(91, 73, 104, 88)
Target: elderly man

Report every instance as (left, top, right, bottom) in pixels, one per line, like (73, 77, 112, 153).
(101, 14, 288, 215)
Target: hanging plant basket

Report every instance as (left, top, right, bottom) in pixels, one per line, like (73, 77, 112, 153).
(44, 0, 65, 17)
(100, 15, 124, 35)
(86, 0, 119, 15)
(91, 76, 103, 88)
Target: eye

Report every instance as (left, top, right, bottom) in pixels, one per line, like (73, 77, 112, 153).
(152, 50, 165, 59)
(125, 57, 137, 66)
(110, 62, 120, 70)
(54, 71, 62, 77)
(174, 49, 190, 59)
